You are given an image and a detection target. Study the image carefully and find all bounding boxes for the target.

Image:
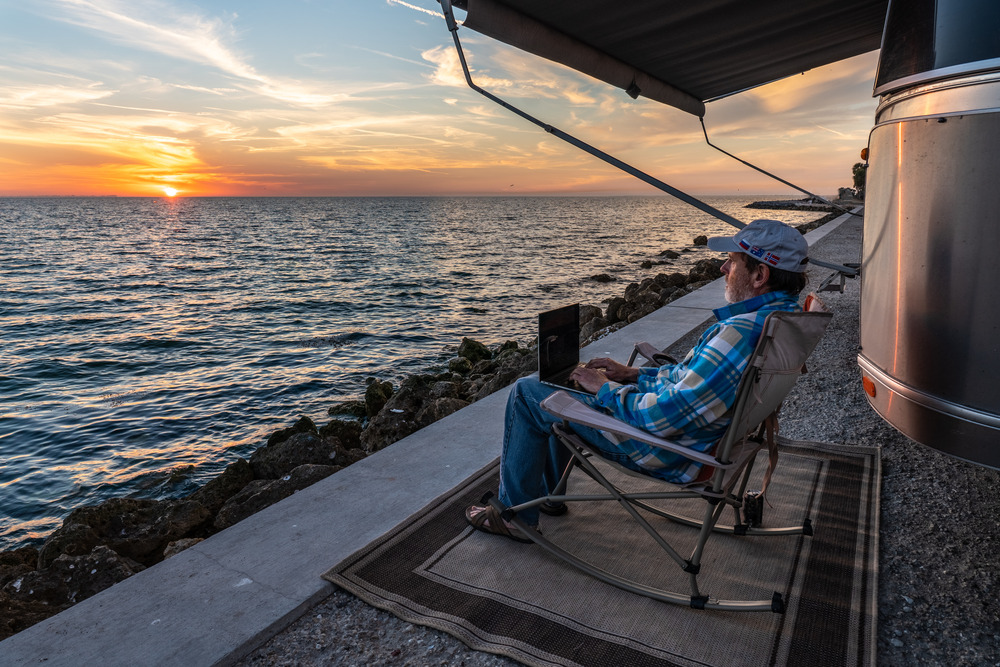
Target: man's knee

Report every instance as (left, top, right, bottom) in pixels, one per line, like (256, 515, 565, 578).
(511, 375, 552, 403)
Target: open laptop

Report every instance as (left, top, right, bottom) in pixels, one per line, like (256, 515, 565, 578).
(538, 303, 591, 396)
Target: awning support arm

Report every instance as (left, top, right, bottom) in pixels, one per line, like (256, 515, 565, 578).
(439, 0, 858, 277)
(438, 0, 745, 231)
(700, 118, 862, 219)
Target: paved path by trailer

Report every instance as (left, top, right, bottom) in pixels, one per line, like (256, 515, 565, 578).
(241, 211, 1000, 667)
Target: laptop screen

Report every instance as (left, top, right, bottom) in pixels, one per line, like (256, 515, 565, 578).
(538, 304, 580, 378)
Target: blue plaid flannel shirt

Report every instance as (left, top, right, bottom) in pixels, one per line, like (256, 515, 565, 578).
(588, 290, 801, 483)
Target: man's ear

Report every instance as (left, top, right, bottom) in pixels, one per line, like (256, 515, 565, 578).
(752, 263, 770, 290)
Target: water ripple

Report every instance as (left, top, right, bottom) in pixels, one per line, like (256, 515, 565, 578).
(0, 195, 822, 550)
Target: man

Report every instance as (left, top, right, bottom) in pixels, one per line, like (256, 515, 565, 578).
(465, 219, 809, 542)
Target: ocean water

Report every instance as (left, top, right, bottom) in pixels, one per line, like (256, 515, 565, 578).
(0, 195, 824, 550)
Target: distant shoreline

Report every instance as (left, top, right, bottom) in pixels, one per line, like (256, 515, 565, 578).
(0, 193, 839, 200)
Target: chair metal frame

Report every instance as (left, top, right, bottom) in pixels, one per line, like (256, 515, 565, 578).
(486, 309, 832, 612)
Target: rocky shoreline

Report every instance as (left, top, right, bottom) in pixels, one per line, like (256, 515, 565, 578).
(0, 204, 838, 641)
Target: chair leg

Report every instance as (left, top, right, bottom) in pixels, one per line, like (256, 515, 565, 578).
(497, 493, 785, 612)
(549, 439, 577, 497)
(497, 423, 800, 611)
(550, 423, 692, 572)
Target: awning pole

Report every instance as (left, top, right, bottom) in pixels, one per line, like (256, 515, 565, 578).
(700, 118, 862, 219)
(438, 0, 745, 231)
(438, 0, 858, 277)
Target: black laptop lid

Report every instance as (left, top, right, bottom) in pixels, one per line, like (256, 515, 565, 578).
(538, 304, 580, 380)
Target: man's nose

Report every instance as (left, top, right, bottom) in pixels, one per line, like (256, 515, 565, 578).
(720, 259, 732, 274)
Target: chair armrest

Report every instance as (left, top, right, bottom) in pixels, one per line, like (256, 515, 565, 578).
(629, 341, 677, 366)
(539, 390, 732, 468)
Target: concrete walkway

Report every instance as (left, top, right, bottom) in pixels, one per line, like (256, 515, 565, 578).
(0, 213, 855, 666)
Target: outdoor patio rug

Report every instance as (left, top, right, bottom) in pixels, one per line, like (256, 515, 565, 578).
(324, 438, 879, 667)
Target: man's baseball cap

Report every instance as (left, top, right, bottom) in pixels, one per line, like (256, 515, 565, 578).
(707, 219, 809, 273)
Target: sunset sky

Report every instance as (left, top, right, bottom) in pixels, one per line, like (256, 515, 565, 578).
(0, 0, 881, 197)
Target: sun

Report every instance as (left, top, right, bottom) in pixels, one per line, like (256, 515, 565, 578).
(162, 186, 179, 197)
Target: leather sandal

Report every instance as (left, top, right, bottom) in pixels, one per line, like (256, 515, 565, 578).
(464, 504, 534, 543)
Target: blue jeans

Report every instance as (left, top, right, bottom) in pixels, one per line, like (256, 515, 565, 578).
(498, 377, 658, 526)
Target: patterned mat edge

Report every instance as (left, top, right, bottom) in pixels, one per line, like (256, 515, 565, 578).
(323, 440, 881, 667)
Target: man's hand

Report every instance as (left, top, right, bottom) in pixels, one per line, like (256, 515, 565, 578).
(584, 358, 639, 383)
(569, 366, 611, 393)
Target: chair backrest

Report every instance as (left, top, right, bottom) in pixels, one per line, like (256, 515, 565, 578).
(715, 310, 832, 463)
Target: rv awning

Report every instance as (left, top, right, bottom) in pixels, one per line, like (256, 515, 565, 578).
(454, 0, 889, 117)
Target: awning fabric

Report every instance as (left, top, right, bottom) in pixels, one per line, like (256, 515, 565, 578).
(455, 0, 889, 116)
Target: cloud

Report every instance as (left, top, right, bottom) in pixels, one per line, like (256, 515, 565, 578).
(352, 46, 437, 70)
(0, 83, 113, 109)
(385, 0, 441, 18)
(46, 0, 345, 107)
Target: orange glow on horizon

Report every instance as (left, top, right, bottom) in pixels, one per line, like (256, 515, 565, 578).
(0, 40, 879, 198)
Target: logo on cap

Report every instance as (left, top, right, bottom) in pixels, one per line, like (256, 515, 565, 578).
(739, 239, 766, 259)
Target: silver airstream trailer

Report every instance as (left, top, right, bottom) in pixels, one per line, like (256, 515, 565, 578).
(441, 0, 1000, 468)
(859, 0, 1000, 468)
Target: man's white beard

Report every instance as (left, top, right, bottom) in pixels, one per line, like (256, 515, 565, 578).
(724, 272, 756, 303)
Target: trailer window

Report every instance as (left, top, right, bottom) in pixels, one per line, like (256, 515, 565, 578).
(876, 0, 1000, 93)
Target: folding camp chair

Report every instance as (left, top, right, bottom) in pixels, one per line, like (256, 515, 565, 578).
(486, 308, 831, 612)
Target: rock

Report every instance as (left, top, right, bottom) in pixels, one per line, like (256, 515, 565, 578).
(634, 288, 662, 310)
(364, 380, 394, 418)
(39, 498, 211, 568)
(580, 316, 609, 342)
(623, 282, 641, 300)
(4, 545, 144, 607)
(327, 400, 367, 418)
(693, 235, 708, 245)
(186, 458, 253, 515)
(0, 591, 65, 641)
(473, 354, 535, 400)
(582, 321, 627, 346)
(360, 375, 434, 452)
(627, 306, 657, 324)
(471, 359, 496, 375)
(666, 287, 689, 303)
(579, 304, 603, 327)
(665, 272, 689, 287)
(459, 379, 482, 399)
(214, 464, 338, 530)
(250, 431, 339, 480)
(163, 538, 204, 559)
(658, 249, 680, 259)
(0, 547, 38, 589)
(448, 356, 473, 374)
(494, 347, 522, 363)
(605, 296, 628, 323)
(658, 286, 679, 303)
(318, 419, 362, 449)
(36, 522, 102, 570)
(688, 258, 724, 282)
(429, 381, 459, 400)
(334, 446, 368, 467)
(639, 260, 653, 269)
(615, 301, 636, 324)
(686, 279, 712, 292)
(588, 273, 615, 282)
(266, 415, 317, 447)
(416, 397, 471, 423)
(457, 337, 491, 364)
